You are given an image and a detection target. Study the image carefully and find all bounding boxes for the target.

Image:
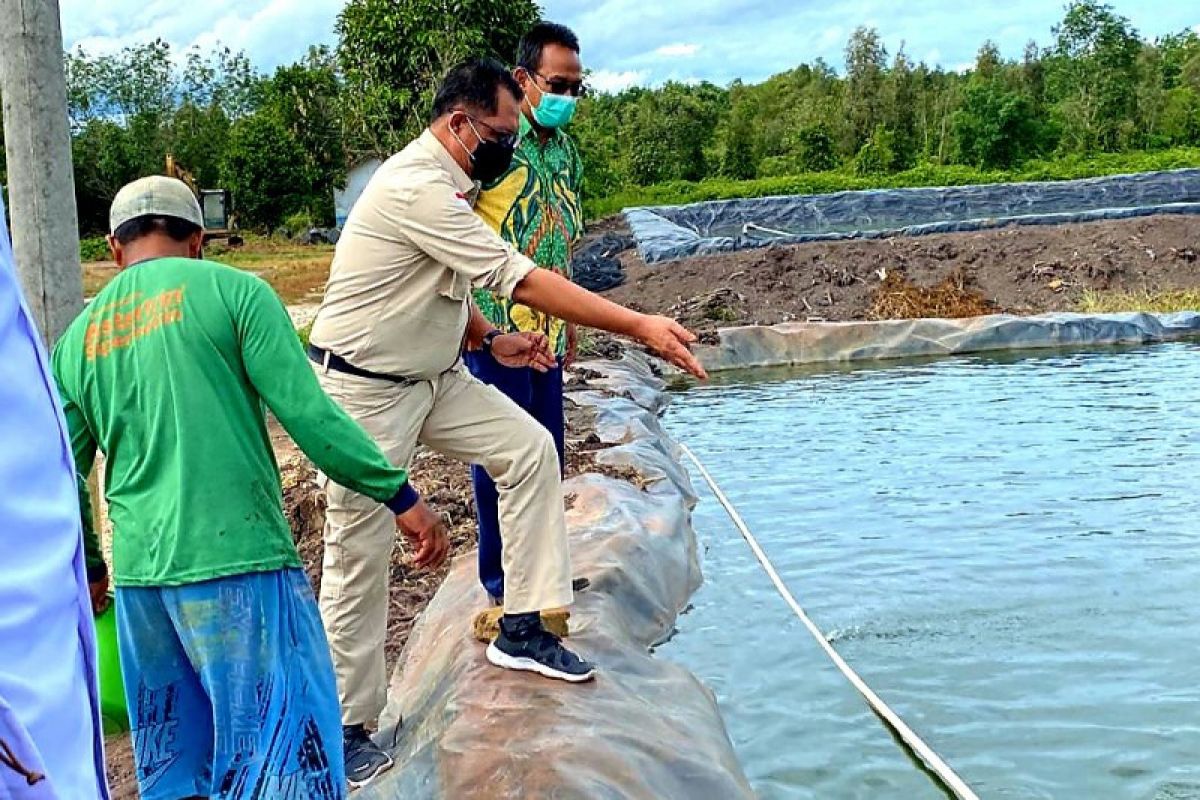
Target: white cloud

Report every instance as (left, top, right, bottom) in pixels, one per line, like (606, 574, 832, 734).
(60, 0, 341, 70)
(817, 26, 844, 50)
(654, 42, 700, 58)
(588, 69, 649, 93)
(59, 0, 1199, 92)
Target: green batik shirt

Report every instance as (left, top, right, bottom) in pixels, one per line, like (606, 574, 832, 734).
(472, 114, 584, 356)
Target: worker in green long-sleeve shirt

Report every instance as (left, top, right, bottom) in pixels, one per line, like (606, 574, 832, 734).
(50, 176, 449, 800)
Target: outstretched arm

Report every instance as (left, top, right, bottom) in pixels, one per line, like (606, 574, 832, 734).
(512, 268, 707, 379)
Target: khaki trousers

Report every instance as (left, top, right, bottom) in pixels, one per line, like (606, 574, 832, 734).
(314, 364, 573, 725)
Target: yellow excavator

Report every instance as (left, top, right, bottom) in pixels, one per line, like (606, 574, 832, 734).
(164, 155, 243, 246)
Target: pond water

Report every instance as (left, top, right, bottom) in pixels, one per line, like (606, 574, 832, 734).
(660, 343, 1200, 800)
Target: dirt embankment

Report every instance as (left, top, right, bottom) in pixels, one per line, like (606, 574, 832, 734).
(602, 215, 1200, 332)
(104, 371, 630, 798)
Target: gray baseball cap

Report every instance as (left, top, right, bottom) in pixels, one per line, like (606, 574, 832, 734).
(109, 176, 204, 235)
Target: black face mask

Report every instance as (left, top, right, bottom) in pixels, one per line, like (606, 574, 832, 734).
(461, 118, 517, 185)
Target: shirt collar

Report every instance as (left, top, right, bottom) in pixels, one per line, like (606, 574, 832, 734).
(518, 112, 563, 148)
(519, 112, 535, 141)
(418, 128, 477, 195)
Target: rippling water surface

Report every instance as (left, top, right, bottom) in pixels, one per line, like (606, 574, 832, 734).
(660, 343, 1200, 799)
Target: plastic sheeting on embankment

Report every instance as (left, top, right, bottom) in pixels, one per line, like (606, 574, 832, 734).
(693, 311, 1200, 372)
(626, 168, 1200, 264)
(571, 232, 633, 291)
(357, 354, 755, 800)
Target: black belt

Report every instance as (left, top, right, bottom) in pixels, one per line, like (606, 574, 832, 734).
(308, 345, 415, 385)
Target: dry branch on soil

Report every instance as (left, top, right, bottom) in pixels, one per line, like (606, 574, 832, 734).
(869, 268, 995, 320)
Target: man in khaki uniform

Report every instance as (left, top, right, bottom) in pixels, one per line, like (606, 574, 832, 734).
(308, 57, 706, 786)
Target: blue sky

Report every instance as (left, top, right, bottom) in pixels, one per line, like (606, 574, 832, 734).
(61, 0, 1200, 92)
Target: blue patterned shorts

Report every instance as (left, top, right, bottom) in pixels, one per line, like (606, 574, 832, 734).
(115, 569, 345, 800)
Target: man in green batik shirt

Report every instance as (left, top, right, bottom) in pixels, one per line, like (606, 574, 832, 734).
(466, 22, 588, 604)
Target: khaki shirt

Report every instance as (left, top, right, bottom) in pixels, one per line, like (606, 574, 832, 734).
(311, 130, 537, 379)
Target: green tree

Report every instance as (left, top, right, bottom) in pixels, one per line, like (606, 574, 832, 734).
(1160, 87, 1200, 144)
(66, 40, 176, 125)
(911, 63, 952, 160)
(1135, 44, 1168, 148)
(262, 47, 346, 223)
(64, 40, 268, 233)
(853, 124, 896, 175)
(1157, 30, 1200, 89)
(1046, 0, 1141, 151)
(844, 27, 888, 152)
(623, 83, 718, 184)
(180, 46, 260, 120)
(1020, 40, 1049, 122)
(171, 103, 232, 190)
(952, 80, 1039, 168)
(623, 91, 669, 185)
(571, 92, 628, 200)
(722, 90, 757, 179)
(791, 124, 838, 172)
(336, 0, 540, 160)
(975, 41, 1003, 81)
(71, 121, 144, 234)
(1185, 54, 1200, 93)
(883, 48, 919, 168)
(221, 111, 313, 231)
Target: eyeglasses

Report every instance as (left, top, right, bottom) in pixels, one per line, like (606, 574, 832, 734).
(533, 71, 588, 98)
(460, 113, 518, 149)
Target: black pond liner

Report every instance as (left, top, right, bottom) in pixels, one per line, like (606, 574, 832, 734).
(624, 168, 1200, 264)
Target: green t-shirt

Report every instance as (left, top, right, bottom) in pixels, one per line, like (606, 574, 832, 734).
(52, 257, 415, 587)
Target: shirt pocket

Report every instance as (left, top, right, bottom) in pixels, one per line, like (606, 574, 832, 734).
(437, 269, 472, 302)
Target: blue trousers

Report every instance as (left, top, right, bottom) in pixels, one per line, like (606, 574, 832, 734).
(115, 569, 345, 800)
(464, 349, 565, 600)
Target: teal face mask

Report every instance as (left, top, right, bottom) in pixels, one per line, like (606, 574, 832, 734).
(531, 87, 577, 129)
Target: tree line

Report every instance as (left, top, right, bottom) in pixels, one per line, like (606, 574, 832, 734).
(574, 2, 1200, 198)
(1, 0, 1196, 236)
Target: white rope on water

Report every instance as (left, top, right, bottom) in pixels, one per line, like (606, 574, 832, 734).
(678, 443, 981, 800)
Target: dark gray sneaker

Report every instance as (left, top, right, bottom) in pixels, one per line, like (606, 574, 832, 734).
(485, 614, 596, 683)
(343, 724, 393, 790)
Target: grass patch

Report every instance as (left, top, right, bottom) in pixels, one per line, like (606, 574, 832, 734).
(1077, 288, 1200, 314)
(82, 236, 333, 304)
(82, 262, 121, 297)
(297, 320, 314, 347)
(214, 250, 332, 304)
(206, 236, 333, 304)
(585, 147, 1200, 220)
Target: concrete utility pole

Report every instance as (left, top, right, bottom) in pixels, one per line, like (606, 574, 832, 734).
(0, 0, 83, 345)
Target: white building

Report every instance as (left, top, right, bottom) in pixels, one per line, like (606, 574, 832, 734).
(333, 158, 383, 228)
